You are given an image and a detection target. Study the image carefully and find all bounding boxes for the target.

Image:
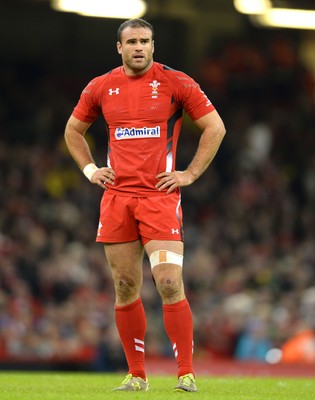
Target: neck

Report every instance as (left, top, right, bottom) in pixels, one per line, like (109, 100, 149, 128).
(123, 61, 154, 77)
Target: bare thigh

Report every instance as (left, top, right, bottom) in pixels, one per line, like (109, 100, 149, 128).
(104, 240, 144, 306)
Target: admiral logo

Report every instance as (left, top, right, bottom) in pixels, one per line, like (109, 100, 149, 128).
(115, 126, 161, 140)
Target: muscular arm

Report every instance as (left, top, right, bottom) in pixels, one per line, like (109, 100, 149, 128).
(186, 109, 226, 179)
(64, 115, 94, 168)
(156, 109, 226, 193)
(64, 115, 115, 189)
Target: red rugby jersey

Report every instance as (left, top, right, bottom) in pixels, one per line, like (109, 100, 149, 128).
(72, 62, 215, 196)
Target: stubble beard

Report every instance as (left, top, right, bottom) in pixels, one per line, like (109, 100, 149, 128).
(126, 56, 153, 75)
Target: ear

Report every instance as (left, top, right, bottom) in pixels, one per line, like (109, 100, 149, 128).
(152, 40, 154, 54)
(117, 41, 122, 54)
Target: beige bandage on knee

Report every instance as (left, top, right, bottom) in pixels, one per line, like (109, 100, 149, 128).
(149, 250, 183, 270)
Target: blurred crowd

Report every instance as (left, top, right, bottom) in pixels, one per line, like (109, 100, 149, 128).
(1, 32, 315, 370)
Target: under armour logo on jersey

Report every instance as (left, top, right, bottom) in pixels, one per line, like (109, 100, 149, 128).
(109, 88, 119, 95)
(171, 228, 179, 234)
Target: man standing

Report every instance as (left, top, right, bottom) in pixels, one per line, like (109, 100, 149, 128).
(64, 18, 225, 392)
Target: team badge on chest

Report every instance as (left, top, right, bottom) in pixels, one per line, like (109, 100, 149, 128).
(149, 80, 160, 99)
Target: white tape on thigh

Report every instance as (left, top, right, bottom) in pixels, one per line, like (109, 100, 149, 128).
(149, 250, 183, 269)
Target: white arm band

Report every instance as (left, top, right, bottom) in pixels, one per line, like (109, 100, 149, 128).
(83, 163, 99, 181)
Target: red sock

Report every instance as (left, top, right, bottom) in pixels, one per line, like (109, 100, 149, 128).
(115, 298, 146, 379)
(163, 298, 195, 378)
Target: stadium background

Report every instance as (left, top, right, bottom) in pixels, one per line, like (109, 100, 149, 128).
(1, 0, 315, 372)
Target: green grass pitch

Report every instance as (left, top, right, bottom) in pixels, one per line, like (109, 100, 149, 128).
(0, 372, 314, 400)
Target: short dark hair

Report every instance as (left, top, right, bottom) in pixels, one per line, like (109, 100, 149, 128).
(117, 18, 154, 43)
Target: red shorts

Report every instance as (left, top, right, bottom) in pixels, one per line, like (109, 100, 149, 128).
(96, 191, 183, 244)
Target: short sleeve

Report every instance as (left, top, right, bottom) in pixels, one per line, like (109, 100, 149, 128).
(171, 72, 215, 121)
(72, 77, 102, 123)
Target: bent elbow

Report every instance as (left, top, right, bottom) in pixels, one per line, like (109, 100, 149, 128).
(216, 120, 226, 143)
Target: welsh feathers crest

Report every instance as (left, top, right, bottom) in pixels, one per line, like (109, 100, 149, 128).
(149, 80, 160, 98)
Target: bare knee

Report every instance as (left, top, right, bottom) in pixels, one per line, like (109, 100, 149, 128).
(114, 274, 139, 304)
(155, 276, 183, 302)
